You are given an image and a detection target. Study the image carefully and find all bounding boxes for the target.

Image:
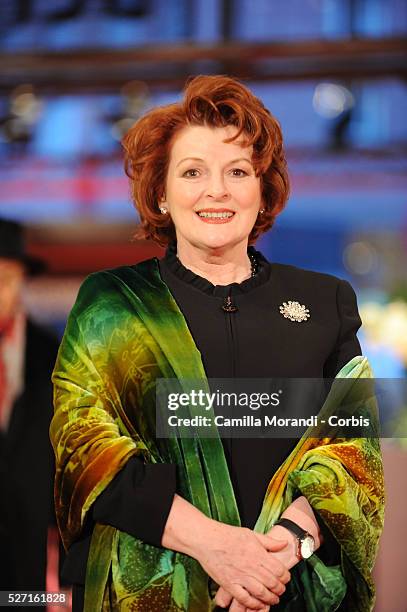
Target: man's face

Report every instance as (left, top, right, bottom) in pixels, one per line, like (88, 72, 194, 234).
(0, 258, 25, 331)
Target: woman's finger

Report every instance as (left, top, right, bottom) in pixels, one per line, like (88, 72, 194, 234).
(249, 564, 287, 594)
(229, 598, 247, 612)
(229, 599, 270, 612)
(253, 533, 291, 582)
(228, 582, 275, 610)
(238, 575, 280, 606)
(215, 586, 233, 607)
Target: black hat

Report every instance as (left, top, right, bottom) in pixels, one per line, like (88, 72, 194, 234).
(0, 218, 46, 276)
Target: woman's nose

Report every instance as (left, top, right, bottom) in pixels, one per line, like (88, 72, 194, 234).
(205, 174, 229, 200)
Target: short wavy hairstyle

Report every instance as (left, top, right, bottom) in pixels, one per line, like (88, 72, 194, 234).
(122, 75, 290, 247)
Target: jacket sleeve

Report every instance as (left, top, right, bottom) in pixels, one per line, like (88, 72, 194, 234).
(323, 279, 362, 378)
(50, 272, 174, 551)
(91, 455, 176, 547)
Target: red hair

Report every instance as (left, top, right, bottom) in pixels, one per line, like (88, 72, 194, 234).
(122, 75, 290, 246)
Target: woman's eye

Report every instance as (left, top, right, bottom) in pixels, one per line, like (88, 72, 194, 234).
(183, 169, 200, 178)
(230, 168, 248, 177)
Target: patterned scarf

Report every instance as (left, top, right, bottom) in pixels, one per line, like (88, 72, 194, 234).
(50, 260, 384, 611)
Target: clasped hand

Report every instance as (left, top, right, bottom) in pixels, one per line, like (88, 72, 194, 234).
(195, 523, 292, 612)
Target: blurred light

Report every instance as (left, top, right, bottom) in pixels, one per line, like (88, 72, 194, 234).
(360, 302, 384, 341)
(11, 93, 42, 124)
(108, 81, 150, 142)
(360, 300, 407, 364)
(110, 117, 136, 141)
(313, 83, 355, 118)
(4, 84, 43, 142)
(381, 301, 407, 362)
(12, 92, 35, 114)
(343, 241, 378, 275)
(121, 80, 150, 117)
(120, 80, 149, 99)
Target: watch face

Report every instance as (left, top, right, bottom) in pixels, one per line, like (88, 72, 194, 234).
(300, 535, 315, 559)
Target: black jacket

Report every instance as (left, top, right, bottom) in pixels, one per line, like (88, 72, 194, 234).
(62, 243, 362, 595)
(0, 319, 59, 597)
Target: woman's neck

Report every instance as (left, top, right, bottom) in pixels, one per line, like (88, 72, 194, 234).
(175, 241, 253, 286)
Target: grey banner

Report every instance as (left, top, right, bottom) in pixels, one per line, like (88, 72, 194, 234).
(155, 377, 406, 439)
(0, 592, 68, 607)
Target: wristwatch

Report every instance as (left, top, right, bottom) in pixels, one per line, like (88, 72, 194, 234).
(275, 518, 315, 560)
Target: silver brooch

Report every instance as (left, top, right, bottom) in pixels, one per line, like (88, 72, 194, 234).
(279, 301, 310, 323)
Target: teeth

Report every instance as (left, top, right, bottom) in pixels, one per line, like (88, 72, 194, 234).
(197, 211, 234, 218)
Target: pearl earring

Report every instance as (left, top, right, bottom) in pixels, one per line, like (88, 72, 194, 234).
(259, 208, 265, 214)
(159, 207, 168, 214)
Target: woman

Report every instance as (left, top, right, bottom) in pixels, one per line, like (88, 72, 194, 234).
(50, 75, 384, 612)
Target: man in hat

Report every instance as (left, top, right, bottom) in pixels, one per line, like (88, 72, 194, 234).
(0, 218, 60, 601)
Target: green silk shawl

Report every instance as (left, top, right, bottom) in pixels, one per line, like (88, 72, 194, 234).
(50, 260, 385, 612)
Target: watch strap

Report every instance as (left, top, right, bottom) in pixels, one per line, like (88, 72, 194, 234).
(275, 517, 308, 539)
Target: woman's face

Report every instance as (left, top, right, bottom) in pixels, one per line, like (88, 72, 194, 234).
(162, 124, 263, 254)
(0, 258, 24, 332)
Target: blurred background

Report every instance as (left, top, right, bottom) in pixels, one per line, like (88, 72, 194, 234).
(0, 1, 406, 610)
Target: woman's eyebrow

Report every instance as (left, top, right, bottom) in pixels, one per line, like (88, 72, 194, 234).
(176, 156, 253, 168)
(176, 157, 204, 168)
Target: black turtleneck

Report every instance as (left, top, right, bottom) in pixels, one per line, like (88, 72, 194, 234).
(65, 240, 361, 594)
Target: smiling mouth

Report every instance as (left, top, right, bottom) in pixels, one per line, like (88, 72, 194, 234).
(196, 211, 235, 219)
